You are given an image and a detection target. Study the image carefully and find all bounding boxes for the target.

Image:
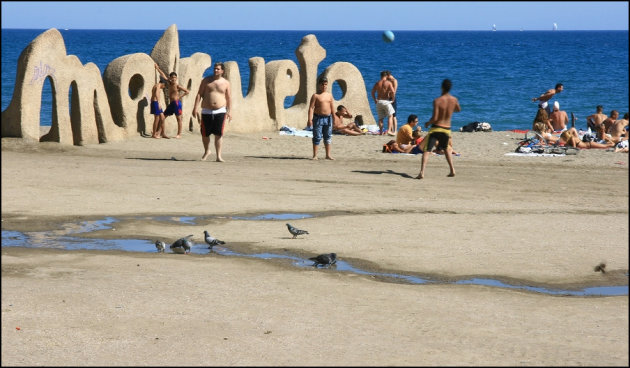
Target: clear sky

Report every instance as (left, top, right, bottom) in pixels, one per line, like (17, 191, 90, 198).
(1, 1, 628, 31)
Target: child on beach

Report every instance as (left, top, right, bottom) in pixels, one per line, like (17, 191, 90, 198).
(307, 76, 335, 160)
(155, 63, 189, 138)
(150, 78, 168, 139)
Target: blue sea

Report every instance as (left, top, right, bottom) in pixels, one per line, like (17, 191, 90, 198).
(1, 29, 628, 132)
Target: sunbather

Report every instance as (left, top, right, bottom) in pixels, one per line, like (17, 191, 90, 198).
(333, 105, 363, 136)
(532, 121, 560, 144)
(383, 140, 416, 153)
(532, 107, 553, 132)
(560, 128, 614, 149)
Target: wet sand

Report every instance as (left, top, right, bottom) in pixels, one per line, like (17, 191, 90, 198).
(1, 129, 628, 365)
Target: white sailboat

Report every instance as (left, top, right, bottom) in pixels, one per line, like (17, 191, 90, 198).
(553, 23, 558, 31)
(492, 24, 496, 32)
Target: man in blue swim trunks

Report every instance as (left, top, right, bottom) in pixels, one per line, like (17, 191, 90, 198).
(156, 63, 190, 138)
(307, 76, 335, 160)
(416, 79, 461, 179)
(150, 76, 168, 138)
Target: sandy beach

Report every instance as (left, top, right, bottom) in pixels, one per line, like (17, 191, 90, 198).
(2, 129, 628, 366)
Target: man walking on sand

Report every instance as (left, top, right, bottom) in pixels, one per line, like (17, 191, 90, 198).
(416, 79, 460, 180)
(193, 62, 232, 162)
(307, 76, 335, 160)
(371, 71, 396, 135)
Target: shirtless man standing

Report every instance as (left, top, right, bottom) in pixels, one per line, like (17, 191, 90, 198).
(532, 83, 563, 115)
(193, 62, 232, 162)
(586, 105, 607, 131)
(386, 71, 398, 134)
(307, 76, 335, 160)
(416, 79, 461, 180)
(156, 64, 190, 138)
(150, 78, 168, 139)
(371, 71, 396, 135)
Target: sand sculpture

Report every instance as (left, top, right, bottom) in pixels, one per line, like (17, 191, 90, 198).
(1, 25, 376, 145)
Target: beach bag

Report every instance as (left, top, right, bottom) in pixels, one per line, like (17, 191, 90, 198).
(460, 121, 492, 132)
(478, 122, 492, 131)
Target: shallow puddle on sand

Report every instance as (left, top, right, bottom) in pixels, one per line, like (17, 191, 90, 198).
(2, 216, 627, 297)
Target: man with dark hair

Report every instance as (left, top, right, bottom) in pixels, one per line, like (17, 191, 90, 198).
(586, 105, 607, 131)
(150, 66, 168, 139)
(156, 64, 190, 139)
(193, 62, 232, 162)
(333, 105, 363, 135)
(386, 71, 398, 134)
(416, 79, 460, 179)
(371, 71, 396, 135)
(396, 114, 418, 146)
(532, 83, 563, 115)
(307, 76, 335, 160)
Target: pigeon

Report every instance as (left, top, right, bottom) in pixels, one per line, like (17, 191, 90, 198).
(204, 230, 225, 250)
(286, 223, 309, 239)
(309, 253, 337, 267)
(171, 234, 193, 254)
(594, 262, 606, 274)
(155, 240, 166, 253)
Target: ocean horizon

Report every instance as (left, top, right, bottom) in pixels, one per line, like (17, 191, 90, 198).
(2, 29, 628, 132)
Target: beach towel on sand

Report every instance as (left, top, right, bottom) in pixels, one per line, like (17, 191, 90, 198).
(279, 125, 313, 138)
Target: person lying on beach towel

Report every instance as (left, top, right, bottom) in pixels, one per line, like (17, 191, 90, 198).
(560, 128, 614, 149)
(383, 140, 418, 153)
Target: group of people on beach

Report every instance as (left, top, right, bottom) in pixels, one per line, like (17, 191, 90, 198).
(148, 65, 628, 181)
(150, 61, 232, 162)
(307, 72, 461, 178)
(531, 83, 629, 152)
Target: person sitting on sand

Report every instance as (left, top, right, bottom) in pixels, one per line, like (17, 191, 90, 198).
(396, 114, 419, 146)
(614, 125, 629, 152)
(586, 105, 607, 131)
(532, 121, 560, 145)
(609, 112, 628, 144)
(601, 110, 619, 133)
(549, 101, 568, 132)
(333, 105, 363, 136)
(559, 128, 614, 149)
(532, 106, 553, 133)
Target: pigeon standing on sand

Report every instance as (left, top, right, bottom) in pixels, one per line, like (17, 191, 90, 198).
(286, 223, 309, 239)
(155, 240, 166, 253)
(171, 235, 193, 254)
(309, 253, 337, 267)
(204, 230, 226, 250)
(594, 262, 606, 274)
